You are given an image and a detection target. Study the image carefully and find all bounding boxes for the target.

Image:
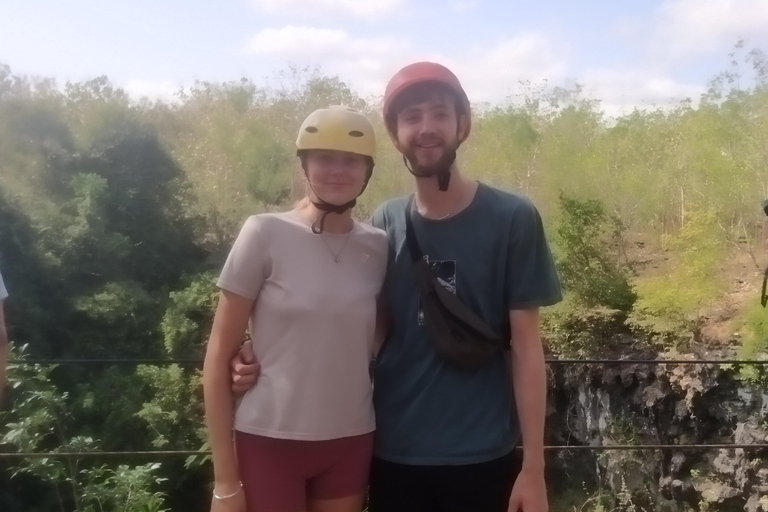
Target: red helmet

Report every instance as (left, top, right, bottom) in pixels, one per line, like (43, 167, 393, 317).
(383, 62, 471, 140)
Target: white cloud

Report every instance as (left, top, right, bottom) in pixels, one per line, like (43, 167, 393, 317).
(579, 67, 705, 117)
(449, 32, 568, 104)
(245, 26, 348, 57)
(244, 26, 411, 97)
(243, 28, 568, 104)
(242, 27, 704, 117)
(610, 16, 647, 40)
(126, 30, 695, 118)
(654, 0, 768, 58)
(250, 0, 405, 20)
(123, 80, 180, 103)
(245, 26, 407, 59)
(321, 30, 566, 103)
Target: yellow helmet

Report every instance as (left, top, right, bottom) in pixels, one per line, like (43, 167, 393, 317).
(296, 106, 376, 158)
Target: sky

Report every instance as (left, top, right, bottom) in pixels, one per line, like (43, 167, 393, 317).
(1, 0, 768, 115)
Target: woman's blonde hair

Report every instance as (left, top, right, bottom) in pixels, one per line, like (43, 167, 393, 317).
(294, 196, 311, 209)
(291, 156, 310, 208)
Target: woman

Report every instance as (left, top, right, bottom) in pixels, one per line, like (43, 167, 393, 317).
(204, 106, 388, 512)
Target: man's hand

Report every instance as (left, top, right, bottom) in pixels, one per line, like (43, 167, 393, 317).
(230, 340, 260, 397)
(508, 465, 548, 512)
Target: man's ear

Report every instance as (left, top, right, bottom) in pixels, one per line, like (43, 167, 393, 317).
(387, 125, 404, 153)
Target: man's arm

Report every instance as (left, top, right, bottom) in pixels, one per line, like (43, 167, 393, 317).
(508, 307, 548, 512)
(510, 308, 546, 468)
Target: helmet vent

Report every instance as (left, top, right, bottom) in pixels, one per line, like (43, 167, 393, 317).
(349, 130, 364, 137)
(305, 126, 319, 133)
(346, 107, 357, 112)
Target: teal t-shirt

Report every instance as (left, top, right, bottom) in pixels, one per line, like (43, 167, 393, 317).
(370, 183, 562, 465)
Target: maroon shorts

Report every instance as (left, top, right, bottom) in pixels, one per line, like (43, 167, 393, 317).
(234, 430, 374, 512)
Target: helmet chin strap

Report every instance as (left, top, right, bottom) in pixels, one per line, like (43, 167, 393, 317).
(402, 147, 456, 192)
(437, 168, 451, 191)
(311, 197, 357, 234)
(303, 178, 357, 235)
(301, 156, 373, 234)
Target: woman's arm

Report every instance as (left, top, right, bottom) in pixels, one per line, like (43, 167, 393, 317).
(203, 290, 255, 502)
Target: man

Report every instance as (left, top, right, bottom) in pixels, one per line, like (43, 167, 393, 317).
(232, 62, 562, 512)
(0, 267, 8, 399)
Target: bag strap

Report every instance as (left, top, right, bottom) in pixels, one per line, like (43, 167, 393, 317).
(404, 196, 425, 263)
(405, 194, 512, 345)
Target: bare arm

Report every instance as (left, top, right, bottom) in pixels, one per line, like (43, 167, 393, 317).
(204, 290, 255, 497)
(509, 308, 546, 470)
(507, 307, 549, 511)
(0, 302, 6, 400)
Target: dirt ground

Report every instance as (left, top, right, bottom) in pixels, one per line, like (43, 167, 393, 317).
(625, 232, 767, 347)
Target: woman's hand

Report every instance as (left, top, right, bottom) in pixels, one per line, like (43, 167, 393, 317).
(210, 484, 246, 512)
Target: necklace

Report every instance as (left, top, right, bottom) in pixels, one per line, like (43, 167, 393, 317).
(419, 186, 468, 220)
(319, 229, 352, 263)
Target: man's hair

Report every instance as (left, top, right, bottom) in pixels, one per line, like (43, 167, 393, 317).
(385, 81, 467, 135)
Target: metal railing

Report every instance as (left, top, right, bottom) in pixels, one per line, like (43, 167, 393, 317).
(2, 356, 767, 459)
(12, 358, 768, 366)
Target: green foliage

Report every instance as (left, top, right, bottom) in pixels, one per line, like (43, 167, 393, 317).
(542, 295, 629, 357)
(72, 367, 149, 451)
(136, 365, 204, 452)
(553, 193, 636, 312)
(544, 179, 637, 360)
(0, 192, 62, 350)
(549, 484, 612, 512)
(2, 45, 768, 509)
(80, 463, 169, 512)
(735, 300, 768, 384)
(605, 417, 639, 444)
(75, 282, 153, 324)
(629, 209, 726, 343)
(160, 273, 217, 357)
(738, 301, 768, 358)
(2, 345, 169, 512)
(464, 107, 538, 191)
(135, 273, 215, 458)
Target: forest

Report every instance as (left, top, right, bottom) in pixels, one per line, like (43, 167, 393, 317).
(1, 43, 767, 511)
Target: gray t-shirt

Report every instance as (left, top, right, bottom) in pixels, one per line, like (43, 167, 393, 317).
(218, 212, 388, 440)
(370, 183, 562, 465)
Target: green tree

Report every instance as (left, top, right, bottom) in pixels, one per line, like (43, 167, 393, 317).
(2, 346, 169, 512)
(630, 209, 727, 342)
(554, 193, 636, 312)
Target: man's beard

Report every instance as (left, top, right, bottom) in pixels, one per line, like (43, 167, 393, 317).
(402, 142, 458, 177)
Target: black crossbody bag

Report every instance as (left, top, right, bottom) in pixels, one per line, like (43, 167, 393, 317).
(405, 200, 507, 370)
